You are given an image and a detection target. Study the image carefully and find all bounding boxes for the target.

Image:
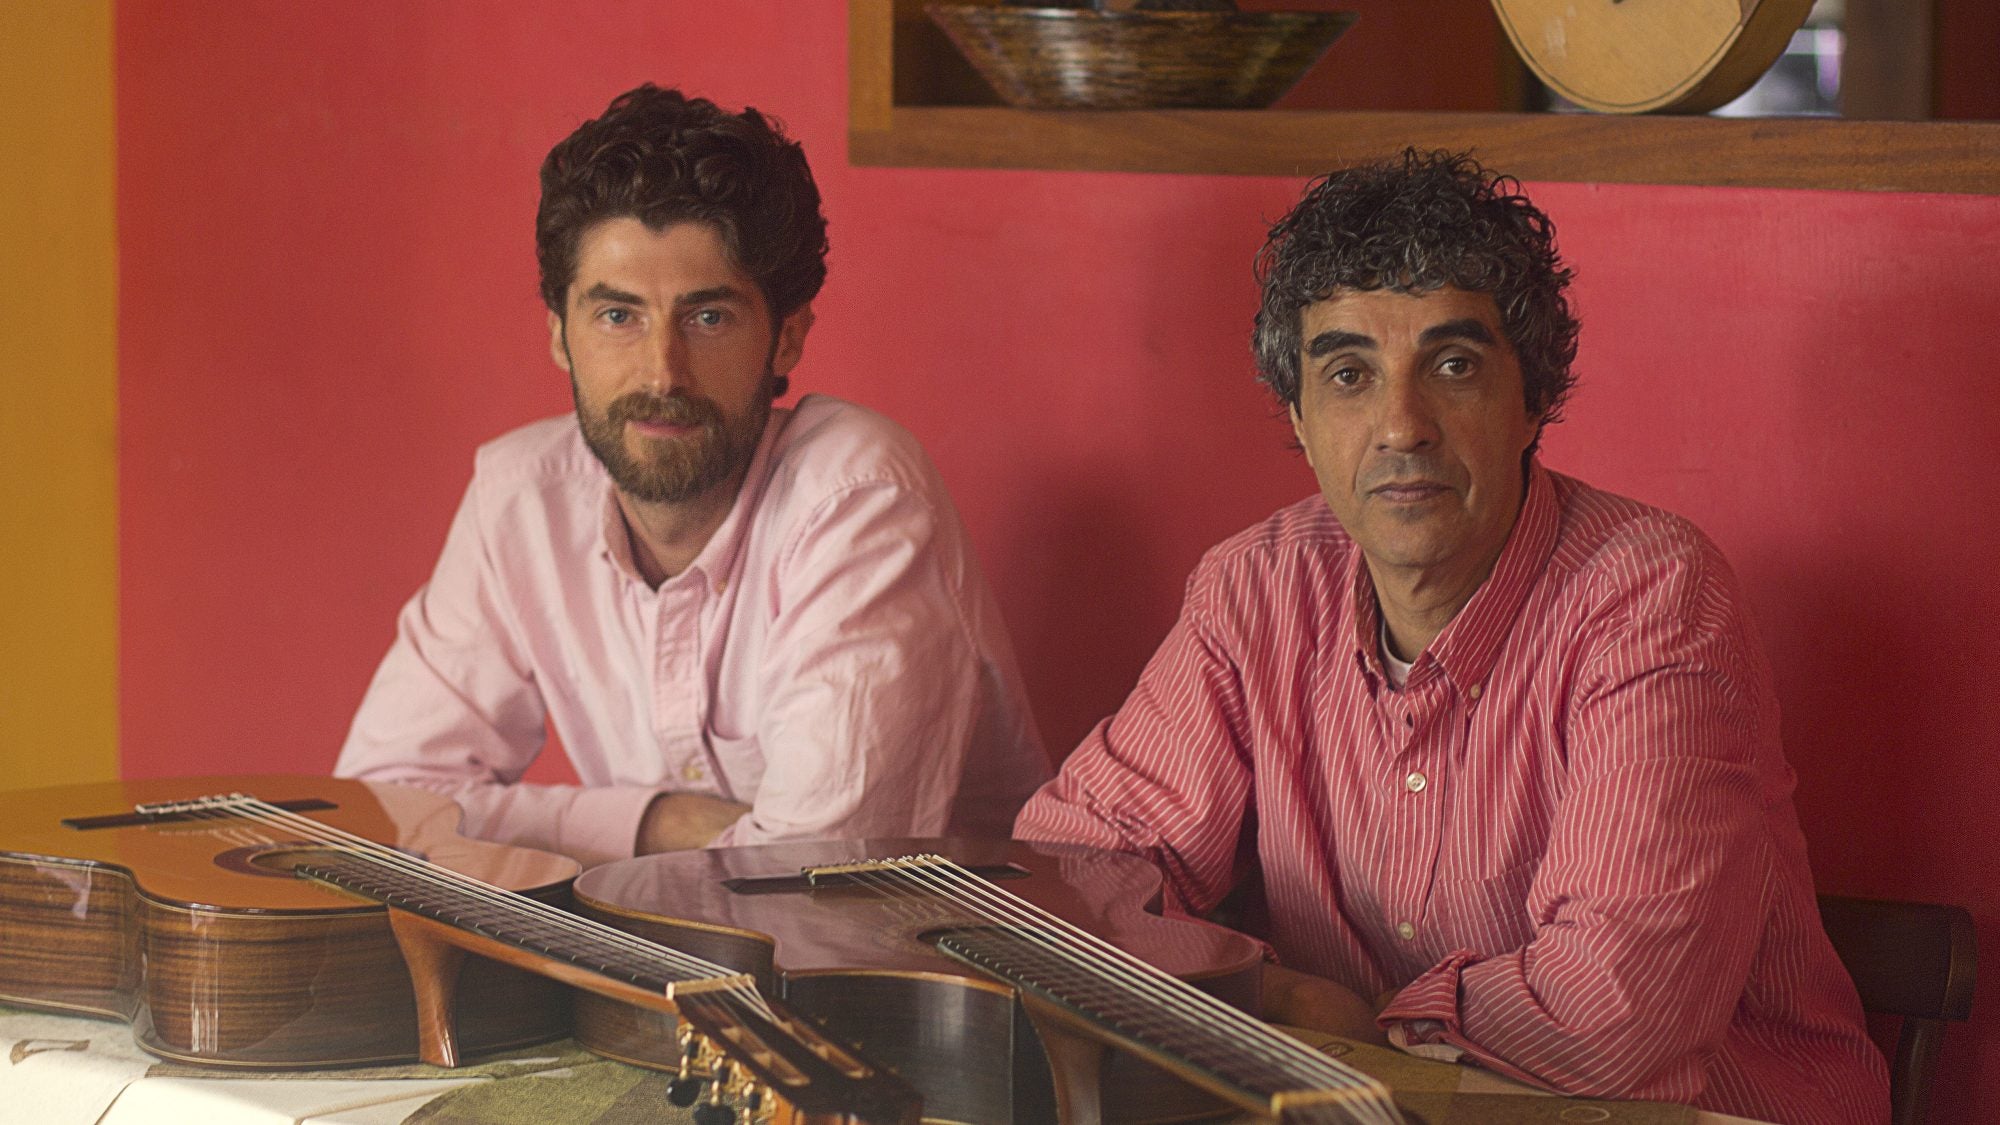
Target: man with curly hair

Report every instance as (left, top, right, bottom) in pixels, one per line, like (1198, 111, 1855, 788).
(337, 84, 1047, 865)
(1017, 151, 1886, 1124)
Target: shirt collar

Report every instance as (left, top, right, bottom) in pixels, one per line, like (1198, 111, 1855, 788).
(595, 404, 792, 591)
(1348, 458, 1561, 695)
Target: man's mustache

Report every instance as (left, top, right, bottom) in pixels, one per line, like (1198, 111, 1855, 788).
(1358, 456, 1461, 492)
(607, 391, 722, 430)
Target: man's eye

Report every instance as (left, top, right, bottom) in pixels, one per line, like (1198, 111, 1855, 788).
(1439, 355, 1474, 377)
(1329, 366, 1363, 387)
(690, 308, 730, 329)
(599, 308, 633, 326)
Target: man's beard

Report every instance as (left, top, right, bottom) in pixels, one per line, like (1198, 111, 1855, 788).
(575, 375, 773, 505)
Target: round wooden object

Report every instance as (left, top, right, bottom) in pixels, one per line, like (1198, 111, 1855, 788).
(1492, 0, 1817, 114)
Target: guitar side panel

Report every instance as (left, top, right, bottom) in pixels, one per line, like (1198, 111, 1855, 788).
(0, 777, 578, 1069)
(131, 894, 574, 1068)
(0, 854, 142, 1019)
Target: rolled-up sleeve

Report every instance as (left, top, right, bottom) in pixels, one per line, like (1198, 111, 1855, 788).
(334, 475, 658, 865)
(1015, 567, 1254, 916)
(715, 480, 993, 844)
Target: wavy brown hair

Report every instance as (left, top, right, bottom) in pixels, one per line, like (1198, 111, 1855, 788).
(536, 84, 828, 330)
(1252, 149, 1579, 434)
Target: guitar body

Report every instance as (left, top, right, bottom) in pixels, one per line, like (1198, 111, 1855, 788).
(1492, 0, 1816, 113)
(0, 775, 578, 1068)
(573, 837, 1269, 1125)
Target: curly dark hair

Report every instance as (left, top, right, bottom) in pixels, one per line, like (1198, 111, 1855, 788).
(536, 83, 828, 332)
(1252, 149, 1578, 431)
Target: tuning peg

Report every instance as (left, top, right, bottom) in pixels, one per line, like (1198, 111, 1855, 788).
(666, 1074, 706, 1108)
(704, 1061, 735, 1104)
(691, 1061, 737, 1125)
(667, 1030, 709, 1107)
(696, 1096, 744, 1120)
(691, 1104, 738, 1125)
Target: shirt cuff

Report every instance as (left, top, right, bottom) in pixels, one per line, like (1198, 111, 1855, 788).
(1378, 949, 1476, 1034)
(555, 785, 661, 867)
(1378, 949, 1549, 1090)
(1388, 1021, 1464, 1062)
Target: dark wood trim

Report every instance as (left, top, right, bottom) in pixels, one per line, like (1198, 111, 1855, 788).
(852, 106, 2000, 194)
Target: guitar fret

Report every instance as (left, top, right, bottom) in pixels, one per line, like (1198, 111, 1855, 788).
(938, 928, 1333, 1097)
(299, 854, 713, 993)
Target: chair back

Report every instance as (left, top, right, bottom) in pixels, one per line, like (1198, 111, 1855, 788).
(1817, 894, 1976, 1125)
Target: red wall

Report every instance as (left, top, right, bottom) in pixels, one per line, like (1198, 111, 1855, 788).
(117, 3, 2000, 1119)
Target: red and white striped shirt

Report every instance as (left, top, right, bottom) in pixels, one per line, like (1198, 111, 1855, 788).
(1016, 463, 1888, 1125)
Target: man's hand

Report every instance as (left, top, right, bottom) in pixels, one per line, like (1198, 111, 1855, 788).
(1261, 963, 1391, 1046)
(636, 793, 752, 854)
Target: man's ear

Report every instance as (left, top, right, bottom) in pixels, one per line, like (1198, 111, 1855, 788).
(771, 303, 814, 378)
(547, 310, 571, 373)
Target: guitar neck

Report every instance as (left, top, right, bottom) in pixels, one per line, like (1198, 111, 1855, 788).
(936, 925, 1398, 1124)
(296, 849, 921, 1125)
(299, 851, 711, 994)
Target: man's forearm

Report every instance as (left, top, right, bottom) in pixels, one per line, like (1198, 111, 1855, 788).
(636, 792, 752, 853)
(1260, 964, 1391, 1046)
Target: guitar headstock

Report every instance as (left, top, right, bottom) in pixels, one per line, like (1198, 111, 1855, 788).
(672, 992, 922, 1125)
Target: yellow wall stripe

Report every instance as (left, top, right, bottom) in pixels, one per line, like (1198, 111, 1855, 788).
(0, 1, 119, 786)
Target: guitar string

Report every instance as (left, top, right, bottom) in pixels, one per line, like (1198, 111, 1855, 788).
(841, 856, 1401, 1125)
(821, 856, 1398, 1125)
(198, 796, 800, 1081)
(217, 798, 770, 1005)
(168, 796, 776, 1022)
(882, 857, 1402, 1125)
(160, 795, 1391, 1120)
(833, 858, 1400, 1125)
(824, 855, 1391, 1111)
(917, 856, 1403, 1124)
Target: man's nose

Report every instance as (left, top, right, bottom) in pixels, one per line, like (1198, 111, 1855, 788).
(638, 328, 693, 393)
(1375, 374, 1441, 452)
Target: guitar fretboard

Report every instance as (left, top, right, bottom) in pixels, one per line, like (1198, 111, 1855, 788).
(929, 913, 1401, 1124)
(297, 852, 714, 993)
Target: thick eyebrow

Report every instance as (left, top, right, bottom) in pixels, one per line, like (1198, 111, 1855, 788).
(574, 283, 751, 308)
(1305, 329, 1375, 358)
(1418, 318, 1498, 347)
(577, 282, 644, 306)
(672, 285, 750, 310)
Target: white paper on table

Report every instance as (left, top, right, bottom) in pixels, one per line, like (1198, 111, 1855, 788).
(0, 1006, 154, 1125)
(100, 1076, 483, 1124)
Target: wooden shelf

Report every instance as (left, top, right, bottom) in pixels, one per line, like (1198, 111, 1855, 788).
(849, 1, 2000, 195)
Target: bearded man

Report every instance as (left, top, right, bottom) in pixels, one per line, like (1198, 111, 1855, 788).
(336, 84, 1047, 866)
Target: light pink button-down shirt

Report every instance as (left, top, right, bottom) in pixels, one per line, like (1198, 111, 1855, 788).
(337, 395, 1048, 866)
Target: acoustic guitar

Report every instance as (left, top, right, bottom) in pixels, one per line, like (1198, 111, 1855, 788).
(573, 838, 1404, 1125)
(0, 776, 920, 1124)
(1490, 0, 1816, 114)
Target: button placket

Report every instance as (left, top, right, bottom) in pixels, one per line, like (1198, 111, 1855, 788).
(1394, 682, 1450, 953)
(651, 582, 709, 779)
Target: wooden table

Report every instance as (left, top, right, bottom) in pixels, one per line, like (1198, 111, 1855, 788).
(0, 1002, 1775, 1125)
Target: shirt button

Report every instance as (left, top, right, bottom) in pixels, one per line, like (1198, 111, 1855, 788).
(1397, 922, 1416, 941)
(714, 578, 727, 594)
(1468, 684, 1482, 701)
(681, 761, 706, 781)
(1404, 771, 1427, 794)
